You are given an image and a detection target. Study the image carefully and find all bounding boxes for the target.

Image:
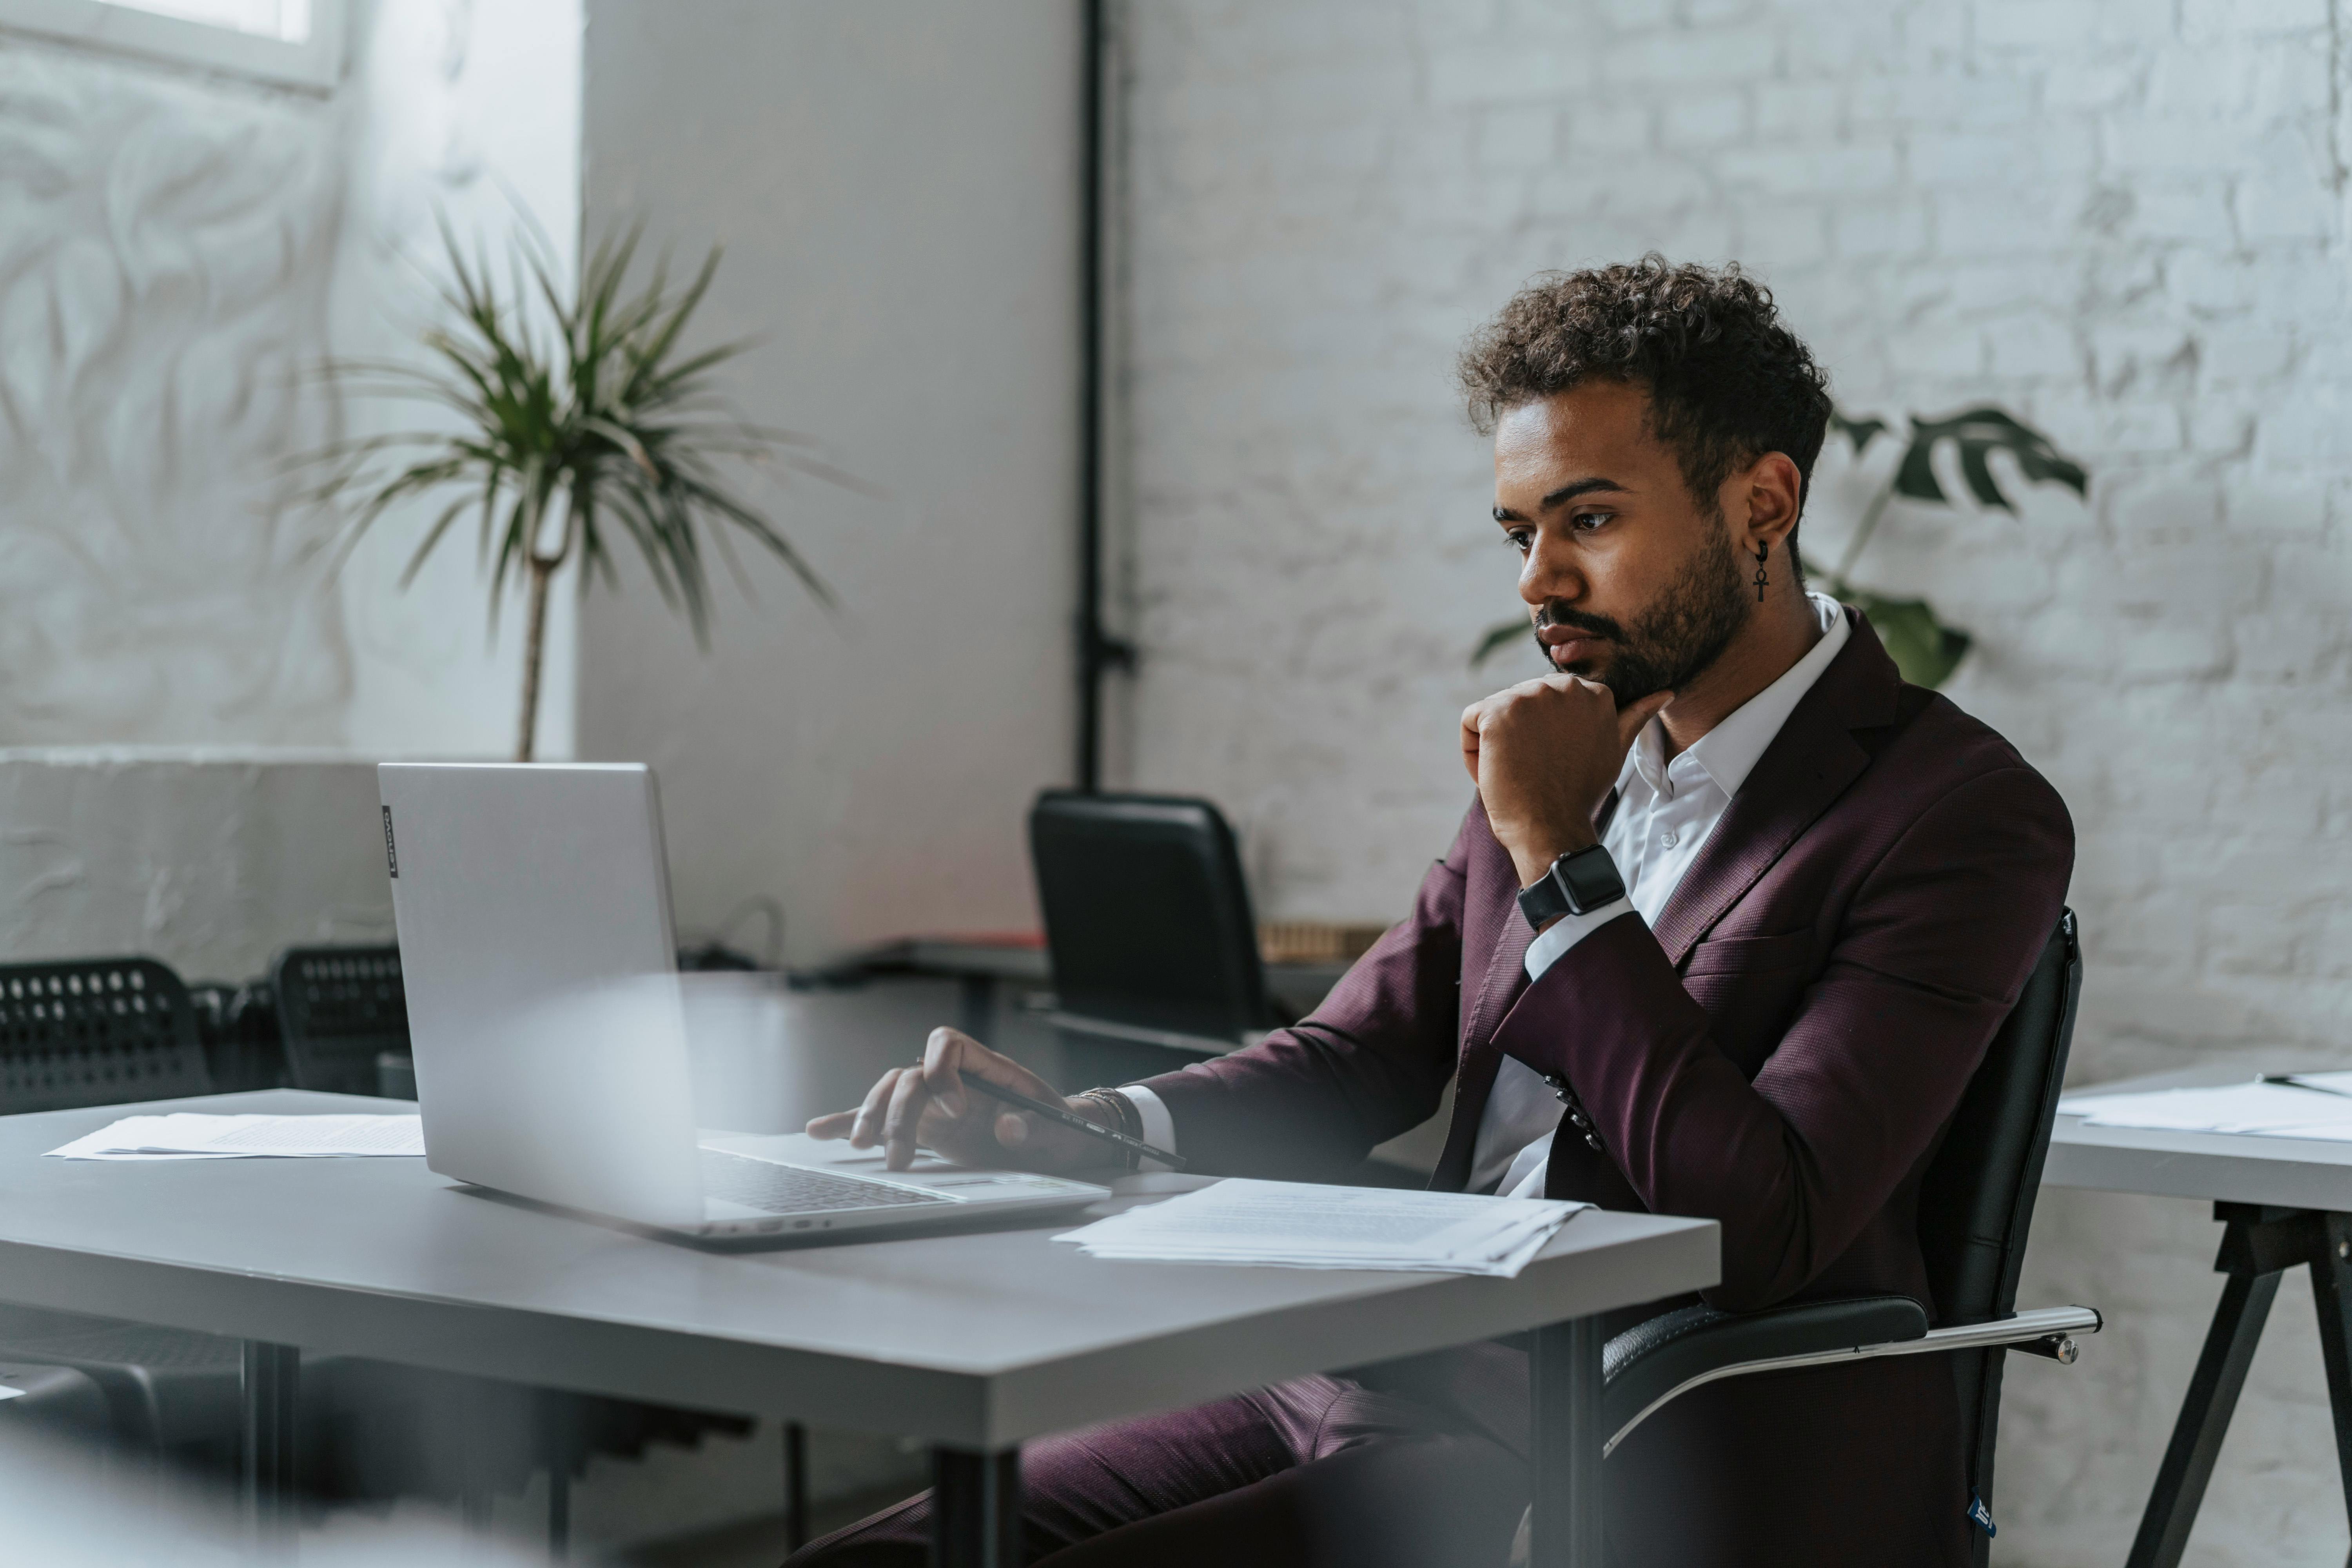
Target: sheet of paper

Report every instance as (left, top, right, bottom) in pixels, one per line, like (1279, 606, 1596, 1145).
(45, 1113, 425, 1160)
(2058, 1078, 2352, 1143)
(1053, 1178, 1588, 1278)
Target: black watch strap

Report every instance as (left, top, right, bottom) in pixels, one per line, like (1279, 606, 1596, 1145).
(1517, 844, 1628, 931)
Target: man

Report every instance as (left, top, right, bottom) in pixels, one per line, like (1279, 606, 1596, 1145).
(790, 258, 2073, 1567)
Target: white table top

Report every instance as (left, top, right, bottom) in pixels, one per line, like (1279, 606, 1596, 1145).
(2047, 1066, 2352, 1212)
(0, 1091, 1719, 1448)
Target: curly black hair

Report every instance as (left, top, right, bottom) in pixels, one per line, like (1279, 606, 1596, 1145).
(1458, 256, 1833, 566)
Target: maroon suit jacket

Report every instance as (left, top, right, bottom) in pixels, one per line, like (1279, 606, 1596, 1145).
(1138, 610, 2074, 1566)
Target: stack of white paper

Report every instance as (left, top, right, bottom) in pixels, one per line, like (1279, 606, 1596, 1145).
(45, 1113, 426, 1161)
(2060, 1074, 2352, 1143)
(1053, 1178, 1588, 1278)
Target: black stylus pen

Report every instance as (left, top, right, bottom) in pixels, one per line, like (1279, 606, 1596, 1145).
(961, 1075, 1188, 1171)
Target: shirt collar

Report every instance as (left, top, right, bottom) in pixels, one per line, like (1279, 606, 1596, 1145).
(1623, 592, 1851, 801)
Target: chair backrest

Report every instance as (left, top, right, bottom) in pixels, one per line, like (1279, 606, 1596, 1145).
(0, 957, 212, 1114)
(1916, 909, 2083, 1326)
(1028, 791, 1272, 1039)
(272, 945, 410, 1096)
(1913, 908, 2082, 1558)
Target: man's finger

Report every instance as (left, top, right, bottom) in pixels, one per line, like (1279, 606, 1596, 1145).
(847, 1069, 901, 1148)
(1459, 702, 1488, 780)
(805, 1110, 857, 1140)
(880, 1065, 932, 1169)
(919, 1026, 970, 1116)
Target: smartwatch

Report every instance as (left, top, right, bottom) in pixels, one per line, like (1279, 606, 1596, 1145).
(1517, 844, 1627, 931)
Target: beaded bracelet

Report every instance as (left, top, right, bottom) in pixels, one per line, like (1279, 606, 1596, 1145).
(1072, 1088, 1145, 1171)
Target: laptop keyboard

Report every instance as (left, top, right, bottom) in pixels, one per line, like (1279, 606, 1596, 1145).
(699, 1150, 954, 1214)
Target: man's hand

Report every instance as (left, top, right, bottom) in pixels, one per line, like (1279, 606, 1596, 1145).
(805, 1027, 1113, 1173)
(1461, 676, 1671, 888)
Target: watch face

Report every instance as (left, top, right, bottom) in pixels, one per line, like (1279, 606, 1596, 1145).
(1557, 849, 1625, 913)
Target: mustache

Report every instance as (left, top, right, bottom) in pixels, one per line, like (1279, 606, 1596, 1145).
(1532, 603, 1626, 641)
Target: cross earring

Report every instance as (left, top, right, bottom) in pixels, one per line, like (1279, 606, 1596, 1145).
(1753, 543, 1769, 603)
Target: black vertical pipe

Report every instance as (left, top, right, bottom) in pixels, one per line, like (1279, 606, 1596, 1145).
(1075, 0, 1109, 791)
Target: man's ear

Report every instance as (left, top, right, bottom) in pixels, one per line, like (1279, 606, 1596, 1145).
(1734, 451, 1805, 555)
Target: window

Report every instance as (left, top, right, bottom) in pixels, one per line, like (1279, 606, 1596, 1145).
(106, 1, 307, 42)
(0, 0, 343, 89)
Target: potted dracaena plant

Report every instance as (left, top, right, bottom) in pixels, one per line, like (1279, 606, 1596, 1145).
(302, 216, 862, 759)
(1471, 404, 2088, 690)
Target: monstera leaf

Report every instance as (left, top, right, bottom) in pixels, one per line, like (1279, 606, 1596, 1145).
(1826, 580, 1972, 690)
(1824, 404, 2087, 688)
(1841, 406, 2088, 513)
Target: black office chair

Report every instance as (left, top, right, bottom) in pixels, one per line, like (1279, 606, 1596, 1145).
(1029, 791, 1278, 1076)
(1517, 910, 2098, 1565)
(271, 945, 410, 1097)
(0, 958, 248, 1469)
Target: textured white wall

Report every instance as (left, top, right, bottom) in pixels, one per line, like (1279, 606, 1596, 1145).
(0, 750, 393, 981)
(0, 1, 581, 976)
(0, 0, 581, 760)
(577, 0, 1083, 964)
(1118, 2, 2352, 1562)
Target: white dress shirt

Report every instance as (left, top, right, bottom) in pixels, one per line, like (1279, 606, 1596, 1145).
(1123, 592, 1850, 1188)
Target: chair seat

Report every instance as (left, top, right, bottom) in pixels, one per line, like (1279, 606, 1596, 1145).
(0, 1305, 244, 1452)
(0, 1360, 114, 1439)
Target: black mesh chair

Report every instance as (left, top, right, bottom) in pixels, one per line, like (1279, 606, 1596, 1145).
(1516, 911, 2099, 1565)
(1029, 791, 1279, 1079)
(0, 958, 213, 1112)
(272, 946, 409, 1097)
(0, 958, 249, 1469)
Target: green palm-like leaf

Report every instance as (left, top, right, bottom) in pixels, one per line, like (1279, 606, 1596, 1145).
(1828, 580, 1973, 690)
(296, 211, 869, 663)
(1889, 407, 2087, 512)
(1470, 617, 1532, 669)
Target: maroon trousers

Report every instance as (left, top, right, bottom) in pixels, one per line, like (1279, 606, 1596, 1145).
(785, 1337, 1969, 1568)
(784, 1367, 1528, 1568)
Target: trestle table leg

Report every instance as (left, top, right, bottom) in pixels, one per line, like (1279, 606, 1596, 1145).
(2125, 1269, 2282, 1568)
(2312, 1215, 2352, 1533)
(931, 1444, 1020, 1568)
(1529, 1316, 1605, 1568)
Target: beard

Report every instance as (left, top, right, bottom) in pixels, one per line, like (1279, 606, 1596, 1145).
(1532, 527, 1752, 705)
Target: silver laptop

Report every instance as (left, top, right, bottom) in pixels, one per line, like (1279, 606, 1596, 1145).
(377, 762, 1109, 1244)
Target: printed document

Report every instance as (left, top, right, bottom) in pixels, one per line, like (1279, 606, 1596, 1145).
(2059, 1074, 2352, 1143)
(45, 1113, 426, 1161)
(1054, 1178, 1588, 1278)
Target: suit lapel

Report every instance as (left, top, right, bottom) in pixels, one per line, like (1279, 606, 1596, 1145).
(1461, 911, 1535, 1052)
(1648, 609, 1903, 965)
(1429, 791, 1616, 1191)
(1459, 786, 1617, 1051)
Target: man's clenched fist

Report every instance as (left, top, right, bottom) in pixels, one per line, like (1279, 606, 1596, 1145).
(1460, 676, 1671, 890)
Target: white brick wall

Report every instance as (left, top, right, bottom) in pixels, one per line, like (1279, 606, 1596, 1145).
(1116, 1, 2352, 1560)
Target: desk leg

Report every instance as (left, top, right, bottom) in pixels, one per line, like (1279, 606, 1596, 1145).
(1530, 1316, 1605, 1568)
(2311, 1215, 2352, 1544)
(2126, 1270, 2281, 1568)
(240, 1339, 299, 1559)
(785, 1421, 811, 1551)
(931, 1445, 1020, 1568)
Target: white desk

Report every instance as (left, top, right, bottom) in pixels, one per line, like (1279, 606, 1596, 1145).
(2047, 1067, 2352, 1568)
(0, 1090, 1718, 1567)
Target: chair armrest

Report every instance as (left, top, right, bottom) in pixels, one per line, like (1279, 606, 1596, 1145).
(1603, 1296, 1926, 1453)
(1601, 1299, 2100, 1458)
